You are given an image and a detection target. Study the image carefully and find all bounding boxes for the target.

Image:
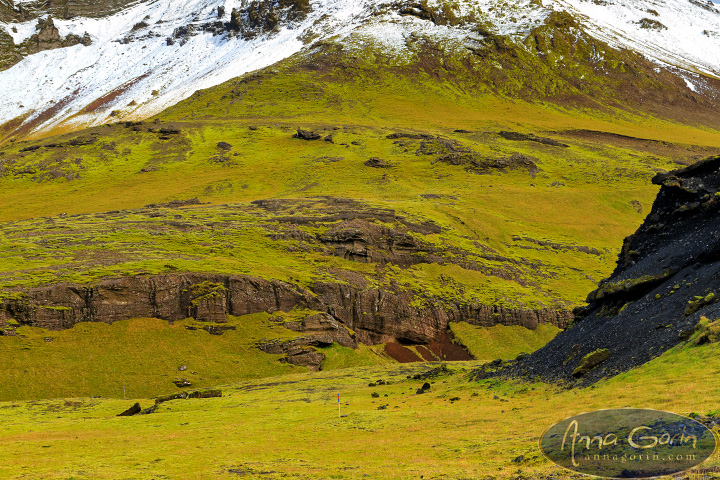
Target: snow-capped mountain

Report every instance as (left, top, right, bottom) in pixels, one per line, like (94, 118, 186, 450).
(1, 0, 719, 139)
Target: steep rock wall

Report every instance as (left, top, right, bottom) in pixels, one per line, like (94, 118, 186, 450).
(0, 273, 571, 344)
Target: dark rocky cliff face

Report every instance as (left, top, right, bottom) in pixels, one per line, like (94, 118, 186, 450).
(0, 272, 570, 345)
(0, 0, 14, 22)
(6, 0, 144, 21)
(0, 0, 145, 70)
(0, 15, 92, 70)
(498, 155, 720, 384)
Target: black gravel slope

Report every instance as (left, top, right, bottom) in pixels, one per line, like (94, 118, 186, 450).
(482, 155, 720, 385)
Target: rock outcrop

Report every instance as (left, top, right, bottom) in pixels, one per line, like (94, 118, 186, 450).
(258, 312, 357, 370)
(0, 0, 14, 22)
(22, 16, 92, 54)
(117, 402, 141, 416)
(6, 0, 144, 21)
(169, 0, 313, 44)
(387, 133, 540, 175)
(0, 272, 570, 345)
(497, 155, 720, 384)
(0, 16, 92, 71)
(0, 25, 20, 70)
(316, 219, 439, 266)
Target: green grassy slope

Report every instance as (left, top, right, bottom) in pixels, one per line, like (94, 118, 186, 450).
(0, 316, 557, 402)
(450, 321, 561, 361)
(1, 18, 720, 477)
(0, 308, 393, 401)
(0, 314, 309, 401)
(1, 338, 719, 479)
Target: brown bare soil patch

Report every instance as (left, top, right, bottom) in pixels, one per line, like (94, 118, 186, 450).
(8, 92, 78, 141)
(384, 342, 422, 363)
(0, 114, 28, 144)
(385, 331, 473, 363)
(415, 345, 438, 361)
(78, 73, 151, 115)
(428, 331, 474, 361)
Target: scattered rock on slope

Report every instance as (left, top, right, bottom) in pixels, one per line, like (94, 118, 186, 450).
(498, 131, 569, 148)
(365, 157, 392, 168)
(117, 403, 141, 416)
(294, 129, 321, 140)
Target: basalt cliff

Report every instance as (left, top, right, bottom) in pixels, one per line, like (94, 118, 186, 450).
(0, 270, 569, 346)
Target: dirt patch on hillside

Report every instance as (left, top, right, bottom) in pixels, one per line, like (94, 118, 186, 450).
(415, 345, 437, 361)
(78, 73, 151, 115)
(385, 331, 473, 363)
(384, 342, 423, 363)
(9, 92, 78, 141)
(428, 331, 474, 361)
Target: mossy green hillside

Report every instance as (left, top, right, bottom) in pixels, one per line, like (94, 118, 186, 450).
(319, 343, 393, 371)
(0, 191, 639, 311)
(0, 19, 719, 398)
(0, 313, 313, 401)
(0, 107, 696, 310)
(449, 322, 561, 361)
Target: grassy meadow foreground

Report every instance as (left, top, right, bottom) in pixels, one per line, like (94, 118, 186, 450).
(1, 337, 719, 479)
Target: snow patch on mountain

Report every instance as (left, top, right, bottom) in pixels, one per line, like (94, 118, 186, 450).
(0, 0, 310, 136)
(438, 0, 551, 36)
(4, 17, 35, 43)
(341, 0, 551, 56)
(548, 0, 720, 77)
(342, 13, 471, 57)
